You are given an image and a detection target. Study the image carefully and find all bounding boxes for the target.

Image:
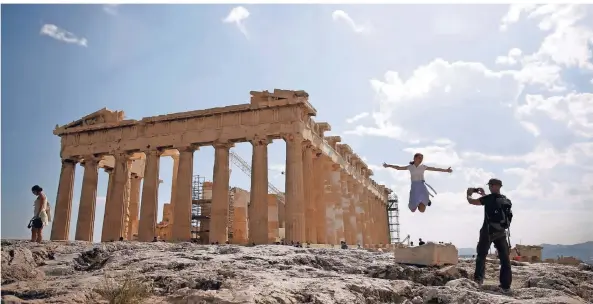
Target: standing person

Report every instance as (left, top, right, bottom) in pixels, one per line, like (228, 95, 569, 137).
(31, 185, 51, 243)
(383, 153, 453, 213)
(466, 178, 513, 292)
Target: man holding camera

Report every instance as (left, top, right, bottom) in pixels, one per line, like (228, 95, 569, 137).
(466, 178, 513, 292)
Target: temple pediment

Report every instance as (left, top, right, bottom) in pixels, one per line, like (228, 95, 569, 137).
(54, 108, 124, 134)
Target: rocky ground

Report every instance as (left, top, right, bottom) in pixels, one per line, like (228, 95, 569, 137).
(1, 240, 592, 304)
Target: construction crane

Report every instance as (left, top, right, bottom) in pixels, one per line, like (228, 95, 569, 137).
(228, 150, 285, 205)
(399, 234, 411, 246)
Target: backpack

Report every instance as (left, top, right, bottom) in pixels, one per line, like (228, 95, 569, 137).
(487, 195, 513, 231)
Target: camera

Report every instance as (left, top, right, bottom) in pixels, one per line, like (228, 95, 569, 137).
(469, 187, 484, 194)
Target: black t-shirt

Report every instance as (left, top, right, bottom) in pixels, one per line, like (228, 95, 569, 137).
(478, 194, 507, 235)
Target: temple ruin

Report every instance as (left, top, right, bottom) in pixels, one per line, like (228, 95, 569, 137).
(50, 89, 391, 246)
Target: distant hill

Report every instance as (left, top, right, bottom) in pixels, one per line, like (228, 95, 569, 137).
(458, 247, 475, 256)
(541, 241, 593, 264)
(457, 241, 593, 264)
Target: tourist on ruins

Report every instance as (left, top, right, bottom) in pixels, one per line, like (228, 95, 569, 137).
(466, 178, 513, 292)
(30, 185, 51, 243)
(383, 153, 453, 213)
(418, 238, 425, 246)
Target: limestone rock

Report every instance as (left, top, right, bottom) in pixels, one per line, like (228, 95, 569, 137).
(1, 239, 591, 304)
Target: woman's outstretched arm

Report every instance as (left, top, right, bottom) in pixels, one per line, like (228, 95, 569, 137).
(383, 163, 408, 170)
(426, 166, 453, 173)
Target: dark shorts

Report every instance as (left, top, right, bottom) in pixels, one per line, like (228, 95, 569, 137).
(32, 218, 43, 229)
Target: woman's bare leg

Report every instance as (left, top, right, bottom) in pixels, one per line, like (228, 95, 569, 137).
(418, 203, 427, 213)
(36, 228, 43, 243)
(31, 228, 36, 242)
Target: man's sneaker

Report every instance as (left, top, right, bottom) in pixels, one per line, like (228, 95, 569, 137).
(499, 286, 512, 294)
(473, 278, 483, 286)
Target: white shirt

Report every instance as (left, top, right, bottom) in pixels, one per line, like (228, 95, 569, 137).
(407, 164, 427, 181)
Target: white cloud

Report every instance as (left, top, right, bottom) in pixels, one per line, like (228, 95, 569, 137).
(499, 4, 539, 32)
(495, 47, 522, 66)
(523, 5, 593, 71)
(39, 24, 88, 47)
(516, 93, 593, 138)
(519, 121, 540, 137)
(331, 10, 370, 34)
(345, 112, 369, 124)
(223, 6, 250, 38)
(103, 4, 120, 15)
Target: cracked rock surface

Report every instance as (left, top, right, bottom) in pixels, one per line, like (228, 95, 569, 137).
(1, 240, 591, 303)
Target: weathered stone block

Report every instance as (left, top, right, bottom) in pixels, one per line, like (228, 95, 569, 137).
(393, 242, 458, 266)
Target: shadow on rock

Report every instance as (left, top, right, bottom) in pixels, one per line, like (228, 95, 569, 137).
(366, 264, 469, 286)
(73, 248, 111, 271)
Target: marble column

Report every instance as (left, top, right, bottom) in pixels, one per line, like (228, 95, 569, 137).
(127, 174, 142, 240)
(362, 190, 373, 247)
(346, 178, 358, 245)
(354, 182, 364, 246)
(138, 150, 161, 242)
(341, 172, 354, 245)
(284, 134, 305, 243)
(168, 154, 179, 229)
(210, 142, 232, 244)
(50, 159, 77, 241)
(323, 164, 341, 245)
(75, 157, 100, 241)
(372, 196, 380, 245)
(101, 152, 132, 242)
(334, 170, 345, 243)
(172, 146, 195, 241)
(326, 163, 342, 245)
(379, 197, 388, 245)
(105, 167, 115, 213)
(249, 136, 270, 245)
(380, 198, 387, 244)
(313, 154, 327, 244)
(302, 141, 316, 244)
(374, 197, 381, 245)
(373, 196, 383, 245)
(122, 172, 132, 239)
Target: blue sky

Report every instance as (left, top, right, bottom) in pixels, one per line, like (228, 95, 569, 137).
(2, 4, 592, 247)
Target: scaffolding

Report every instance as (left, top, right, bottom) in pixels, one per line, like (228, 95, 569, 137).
(191, 175, 209, 242)
(192, 175, 205, 201)
(387, 192, 400, 244)
(228, 187, 235, 241)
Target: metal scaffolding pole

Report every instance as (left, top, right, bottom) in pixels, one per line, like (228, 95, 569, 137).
(387, 192, 400, 244)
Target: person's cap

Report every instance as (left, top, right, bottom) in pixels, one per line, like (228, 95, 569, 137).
(487, 178, 503, 186)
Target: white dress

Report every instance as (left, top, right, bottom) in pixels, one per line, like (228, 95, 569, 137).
(33, 194, 50, 227)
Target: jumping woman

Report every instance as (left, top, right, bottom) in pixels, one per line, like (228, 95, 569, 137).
(383, 153, 453, 213)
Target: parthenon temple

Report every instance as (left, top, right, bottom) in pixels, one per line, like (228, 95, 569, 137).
(50, 89, 392, 246)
